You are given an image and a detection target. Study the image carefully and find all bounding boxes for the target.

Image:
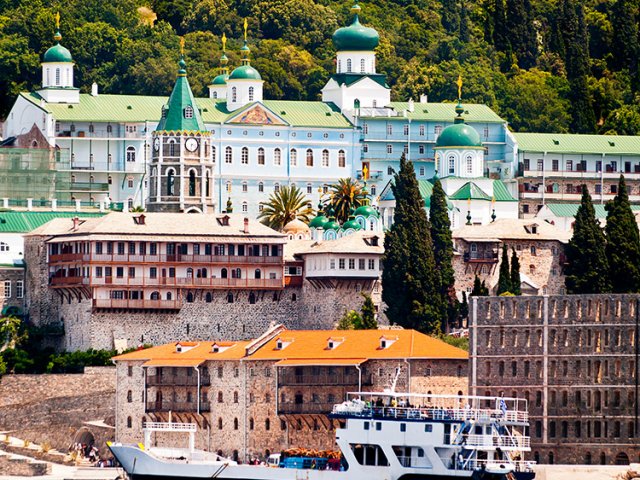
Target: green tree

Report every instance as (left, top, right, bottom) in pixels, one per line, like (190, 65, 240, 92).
(605, 175, 640, 292)
(510, 248, 521, 295)
(565, 185, 611, 293)
(325, 178, 366, 224)
(610, 0, 639, 83)
(496, 244, 511, 295)
(382, 155, 443, 335)
(0, 315, 24, 352)
(441, 0, 460, 35)
(360, 294, 378, 330)
(470, 275, 489, 296)
(336, 310, 362, 330)
(458, 291, 469, 327)
(258, 184, 313, 231)
(429, 178, 456, 329)
(506, 0, 537, 69)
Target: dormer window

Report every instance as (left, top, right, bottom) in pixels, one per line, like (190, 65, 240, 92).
(175, 341, 197, 353)
(217, 215, 230, 226)
(326, 337, 344, 350)
(275, 337, 293, 350)
(211, 342, 233, 353)
(379, 336, 398, 349)
(184, 106, 194, 119)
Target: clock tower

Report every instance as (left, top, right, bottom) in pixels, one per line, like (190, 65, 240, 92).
(148, 41, 214, 213)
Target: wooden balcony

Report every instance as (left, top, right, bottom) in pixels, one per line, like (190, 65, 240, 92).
(463, 251, 499, 263)
(92, 277, 284, 289)
(93, 299, 181, 310)
(49, 253, 283, 265)
(50, 276, 89, 286)
(278, 402, 335, 415)
(278, 372, 372, 387)
(146, 375, 211, 387)
(145, 401, 210, 413)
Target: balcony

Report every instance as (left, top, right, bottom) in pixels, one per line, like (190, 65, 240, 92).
(92, 276, 284, 289)
(278, 402, 335, 415)
(50, 276, 89, 286)
(146, 375, 211, 387)
(145, 401, 210, 413)
(278, 372, 372, 387)
(463, 251, 498, 263)
(93, 299, 181, 310)
(284, 276, 303, 287)
(356, 170, 384, 181)
(66, 253, 283, 265)
(58, 182, 110, 192)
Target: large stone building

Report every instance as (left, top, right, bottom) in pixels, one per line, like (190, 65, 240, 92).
(24, 212, 384, 350)
(112, 325, 468, 462)
(469, 294, 640, 465)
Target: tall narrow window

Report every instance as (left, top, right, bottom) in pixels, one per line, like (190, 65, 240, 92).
(167, 170, 175, 196)
(232, 87, 237, 102)
(338, 150, 346, 168)
(306, 149, 314, 167)
(189, 171, 196, 196)
(258, 147, 265, 165)
(274, 148, 281, 166)
(241, 147, 249, 164)
(322, 150, 329, 167)
(126, 146, 136, 162)
(466, 155, 473, 174)
(448, 155, 455, 174)
(347, 58, 352, 72)
(290, 149, 297, 166)
(55, 68, 61, 85)
(360, 58, 365, 72)
(248, 86, 254, 102)
(225, 146, 233, 164)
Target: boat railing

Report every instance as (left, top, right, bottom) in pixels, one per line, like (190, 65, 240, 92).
(331, 403, 528, 423)
(143, 421, 197, 432)
(464, 459, 536, 472)
(461, 434, 530, 449)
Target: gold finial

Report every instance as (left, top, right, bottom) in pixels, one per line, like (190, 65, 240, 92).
(180, 36, 185, 56)
(456, 74, 463, 100)
(221, 33, 227, 52)
(243, 18, 248, 41)
(55, 11, 60, 29)
(362, 164, 369, 180)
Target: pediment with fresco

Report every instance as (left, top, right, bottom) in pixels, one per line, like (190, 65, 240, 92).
(226, 103, 288, 126)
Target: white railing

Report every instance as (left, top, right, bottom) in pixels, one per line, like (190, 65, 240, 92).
(143, 421, 197, 432)
(462, 434, 530, 449)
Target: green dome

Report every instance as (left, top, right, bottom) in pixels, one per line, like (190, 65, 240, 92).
(309, 215, 329, 229)
(435, 123, 482, 148)
(354, 205, 379, 218)
(229, 65, 262, 80)
(212, 74, 229, 85)
(323, 219, 341, 231)
(342, 218, 362, 231)
(332, 15, 379, 51)
(43, 43, 73, 63)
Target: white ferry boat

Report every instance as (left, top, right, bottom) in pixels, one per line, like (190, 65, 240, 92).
(108, 391, 535, 480)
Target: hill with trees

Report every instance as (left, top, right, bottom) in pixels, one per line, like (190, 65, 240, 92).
(0, 0, 639, 135)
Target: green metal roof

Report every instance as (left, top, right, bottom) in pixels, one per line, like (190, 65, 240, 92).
(43, 42, 73, 63)
(434, 123, 483, 149)
(156, 59, 206, 132)
(22, 93, 353, 129)
(0, 211, 104, 233)
(513, 132, 640, 155)
(228, 65, 262, 80)
(545, 203, 640, 219)
(331, 73, 389, 89)
(380, 102, 505, 123)
(332, 14, 380, 51)
(450, 182, 492, 201)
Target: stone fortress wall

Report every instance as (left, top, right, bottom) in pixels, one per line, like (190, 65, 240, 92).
(470, 294, 640, 465)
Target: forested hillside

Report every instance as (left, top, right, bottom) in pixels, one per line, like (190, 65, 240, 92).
(0, 0, 638, 135)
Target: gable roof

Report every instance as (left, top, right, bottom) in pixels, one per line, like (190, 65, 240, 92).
(449, 182, 492, 201)
(380, 178, 515, 205)
(544, 202, 640, 219)
(513, 132, 640, 155)
(453, 218, 571, 243)
(375, 102, 505, 123)
(0, 211, 104, 233)
(330, 73, 389, 89)
(156, 61, 207, 133)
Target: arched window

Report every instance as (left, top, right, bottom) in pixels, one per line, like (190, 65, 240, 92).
(212, 91, 217, 99)
(235, 268, 242, 278)
(306, 149, 313, 167)
(166, 292, 172, 300)
(187, 268, 193, 278)
(225, 146, 233, 164)
(150, 291, 160, 300)
(241, 147, 249, 164)
(127, 390, 132, 402)
(232, 87, 237, 102)
(201, 268, 207, 278)
(218, 391, 223, 403)
(255, 269, 261, 279)
(227, 292, 234, 303)
(448, 155, 455, 174)
(189, 170, 196, 196)
(322, 150, 329, 167)
(167, 169, 175, 196)
(265, 418, 270, 431)
(127, 416, 132, 428)
(218, 417, 223, 429)
(249, 418, 254, 430)
(257, 147, 265, 165)
(211, 145, 216, 162)
(360, 58, 365, 73)
(221, 268, 228, 279)
(184, 106, 194, 118)
(124, 146, 136, 163)
(186, 292, 194, 303)
(290, 149, 297, 166)
(346, 59, 352, 72)
(248, 86, 254, 102)
(169, 139, 177, 156)
(234, 391, 239, 403)
(205, 171, 210, 196)
(466, 155, 473, 174)
(206, 292, 212, 303)
(258, 182, 264, 192)
(249, 292, 256, 304)
(234, 418, 239, 430)
(274, 148, 281, 166)
(338, 150, 346, 167)
(242, 201, 248, 213)
(55, 68, 61, 86)
(274, 183, 280, 192)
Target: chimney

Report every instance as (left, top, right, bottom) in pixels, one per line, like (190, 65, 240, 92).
(243, 217, 249, 234)
(91, 82, 99, 96)
(420, 94, 428, 104)
(71, 216, 80, 231)
(138, 214, 145, 225)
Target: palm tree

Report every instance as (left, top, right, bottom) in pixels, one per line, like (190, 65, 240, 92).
(325, 178, 366, 223)
(258, 185, 314, 231)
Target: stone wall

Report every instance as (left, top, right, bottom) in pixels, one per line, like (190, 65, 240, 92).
(470, 294, 640, 465)
(0, 367, 116, 455)
(0, 451, 51, 476)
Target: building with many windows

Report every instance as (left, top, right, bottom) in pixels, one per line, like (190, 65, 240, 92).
(113, 325, 468, 462)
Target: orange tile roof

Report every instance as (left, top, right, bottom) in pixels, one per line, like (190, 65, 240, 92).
(112, 340, 251, 363)
(143, 358, 205, 367)
(275, 358, 367, 366)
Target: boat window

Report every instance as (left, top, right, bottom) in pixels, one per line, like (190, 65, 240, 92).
(364, 422, 369, 430)
(424, 424, 433, 432)
(349, 444, 389, 466)
(417, 448, 424, 457)
(376, 422, 382, 431)
(400, 423, 406, 432)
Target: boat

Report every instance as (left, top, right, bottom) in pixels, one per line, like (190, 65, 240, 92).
(108, 390, 536, 480)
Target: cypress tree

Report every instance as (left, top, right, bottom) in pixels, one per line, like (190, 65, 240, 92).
(360, 293, 378, 329)
(441, 0, 460, 35)
(459, 0, 471, 43)
(382, 155, 443, 334)
(481, 280, 489, 296)
(493, 0, 511, 53)
(510, 248, 521, 295)
(471, 275, 484, 296)
(506, 0, 537, 69)
(430, 178, 456, 329)
(610, 0, 639, 80)
(496, 244, 512, 295)
(459, 291, 469, 327)
(565, 185, 611, 293)
(605, 175, 640, 292)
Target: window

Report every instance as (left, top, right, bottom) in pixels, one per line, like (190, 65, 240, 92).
(368, 259, 375, 269)
(274, 183, 280, 192)
(184, 105, 194, 118)
(448, 155, 455, 174)
(3, 281, 10, 298)
(231, 87, 237, 102)
(274, 148, 281, 166)
(552, 159, 559, 171)
(403, 124, 409, 135)
(248, 86, 254, 102)
(387, 124, 393, 135)
(225, 146, 233, 164)
(226, 181, 232, 193)
(258, 182, 264, 192)
(419, 144, 425, 154)
(339, 258, 345, 269)
(127, 177, 134, 189)
(306, 149, 313, 167)
(466, 155, 473, 174)
(360, 58, 365, 72)
(241, 147, 249, 164)
(566, 160, 573, 171)
(322, 150, 329, 167)
(290, 149, 297, 166)
(387, 144, 393, 154)
(347, 58, 352, 72)
(126, 146, 136, 162)
(242, 182, 248, 192)
(242, 202, 248, 213)
(338, 150, 346, 168)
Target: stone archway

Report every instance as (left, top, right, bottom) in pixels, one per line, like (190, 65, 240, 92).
(72, 427, 95, 448)
(615, 452, 630, 465)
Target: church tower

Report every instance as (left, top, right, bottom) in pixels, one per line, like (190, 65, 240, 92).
(321, 1, 390, 112)
(208, 34, 229, 100)
(148, 40, 214, 213)
(38, 13, 79, 103)
(226, 20, 263, 111)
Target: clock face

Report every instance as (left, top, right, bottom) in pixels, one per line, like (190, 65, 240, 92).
(185, 138, 199, 152)
(153, 138, 160, 151)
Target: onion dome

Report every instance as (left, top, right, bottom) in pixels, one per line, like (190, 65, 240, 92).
(43, 30, 73, 63)
(212, 73, 229, 85)
(309, 202, 329, 228)
(435, 100, 482, 149)
(332, 1, 379, 52)
(229, 40, 262, 80)
(323, 218, 341, 231)
(354, 204, 379, 218)
(342, 209, 362, 231)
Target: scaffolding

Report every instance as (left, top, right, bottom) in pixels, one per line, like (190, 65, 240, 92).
(0, 147, 72, 205)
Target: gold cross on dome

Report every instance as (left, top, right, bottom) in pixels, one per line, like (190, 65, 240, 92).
(222, 33, 227, 52)
(456, 75, 463, 100)
(55, 11, 60, 29)
(362, 164, 369, 180)
(243, 18, 248, 41)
